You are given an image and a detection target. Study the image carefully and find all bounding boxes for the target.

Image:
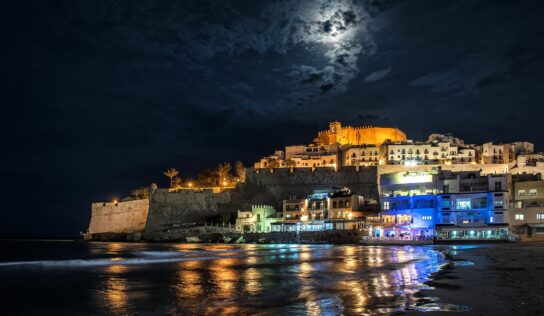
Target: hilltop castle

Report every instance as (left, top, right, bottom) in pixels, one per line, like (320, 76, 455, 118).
(314, 121, 407, 146)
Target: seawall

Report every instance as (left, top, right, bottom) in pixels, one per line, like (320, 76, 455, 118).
(143, 188, 232, 240)
(143, 167, 379, 240)
(88, 199, 149, 235)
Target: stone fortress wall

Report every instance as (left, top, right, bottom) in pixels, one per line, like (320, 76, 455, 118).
(88, 199, 149, 234)
(89, 163, 532, 240)
(245, 166, 379, 205)
(143, 188, 232, 239)
(142, 167, 379, 240)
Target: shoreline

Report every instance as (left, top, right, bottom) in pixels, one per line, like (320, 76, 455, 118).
(410, 243, 544, 315)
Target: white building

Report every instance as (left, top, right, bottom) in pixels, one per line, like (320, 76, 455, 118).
(386, 141, 462, 165)
(480, 142, 510, 164)
(343, 145, 382, 166)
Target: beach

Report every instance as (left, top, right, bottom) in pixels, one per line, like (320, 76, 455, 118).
(415, 242, 544, 316)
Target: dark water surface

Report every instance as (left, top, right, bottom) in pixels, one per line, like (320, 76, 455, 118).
(0, 240, 451, 315)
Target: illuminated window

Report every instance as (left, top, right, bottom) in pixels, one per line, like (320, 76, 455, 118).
(422, 216, 432, 220)
(515, 214, 525, 220)
(529, 189, 537, 196)
(518, 190, 526, 197)
(494, 199, 504, 207)
(383, 201, 390, 210)
(457, 199, 471, 210)
(537, 213, 544, 220)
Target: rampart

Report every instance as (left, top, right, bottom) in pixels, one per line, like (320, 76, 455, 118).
(143, 167, 379, 240)
(245, 166, 379, 205)
(143, 188, 232, 240)
(90, 164, 516, 241)
(88, 199, 149, 235)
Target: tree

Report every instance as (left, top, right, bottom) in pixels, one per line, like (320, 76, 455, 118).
(197, 169, 217, 187)
(163, 168, 179, 188)
(172, 177, 182, 190)
(217, 162, 232, 185)
(286, 159, 297, 170)
(235, 161, 246, 182)
(131, 187, 150, 199)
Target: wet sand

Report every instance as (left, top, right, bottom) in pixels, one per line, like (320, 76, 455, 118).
(413, 243, 544, 316)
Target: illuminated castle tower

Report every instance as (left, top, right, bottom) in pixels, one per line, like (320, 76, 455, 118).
(315, 121, 407, 146)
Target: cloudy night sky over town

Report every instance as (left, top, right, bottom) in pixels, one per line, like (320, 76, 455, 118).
(2, 0, 544, 237)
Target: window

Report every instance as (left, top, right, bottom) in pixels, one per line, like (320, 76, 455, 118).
(489, 217, 493, 223)
(537, 213, 544, 220)
(457, 199, 471, 210)
(518, 190, 526, 197)
(383, 201, 390, 210)
(494, 199, 504, 207)
(529, 189, 537, 196)
(515, 214, 525, 220)
(494, 182, 502, 191)
(422, 216, 432, 220)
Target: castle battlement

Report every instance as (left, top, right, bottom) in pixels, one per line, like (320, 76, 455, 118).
(315, 121, 406, 146)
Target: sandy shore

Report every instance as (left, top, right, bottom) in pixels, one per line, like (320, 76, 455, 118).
(411, 242, 544, 316)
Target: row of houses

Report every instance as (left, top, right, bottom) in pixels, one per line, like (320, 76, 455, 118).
(235, 169, 544, 242)
(254, 121, 535, 169)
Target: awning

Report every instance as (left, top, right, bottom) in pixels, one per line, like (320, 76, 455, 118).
(528, 223, 544, 228)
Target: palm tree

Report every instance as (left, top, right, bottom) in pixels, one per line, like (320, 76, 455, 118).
(163, 168, 179, 188)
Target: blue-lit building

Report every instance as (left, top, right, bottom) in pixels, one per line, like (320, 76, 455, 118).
(434, 172, 509, 241)
(378, 169, 510, 241)
(379, 170, 440, 239)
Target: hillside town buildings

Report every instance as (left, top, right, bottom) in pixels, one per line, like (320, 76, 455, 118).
(254, 121, 535, 170)
(240, 121, 544, 242)
(89, 121, 544, 243)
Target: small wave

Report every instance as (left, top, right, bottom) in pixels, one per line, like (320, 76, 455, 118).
(133, 251, 184, 258)
(0, 257, 188, 268)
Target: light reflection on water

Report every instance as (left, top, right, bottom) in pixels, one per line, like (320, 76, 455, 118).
(0, 242, 450, 315)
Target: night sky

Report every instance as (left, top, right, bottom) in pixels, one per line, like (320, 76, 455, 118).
(2, 0, 544, 238)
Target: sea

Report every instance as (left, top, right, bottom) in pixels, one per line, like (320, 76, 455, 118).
(0, 240, 458, 315)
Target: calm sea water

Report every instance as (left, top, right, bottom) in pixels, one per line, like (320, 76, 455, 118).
(0, 240, 450, 315)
